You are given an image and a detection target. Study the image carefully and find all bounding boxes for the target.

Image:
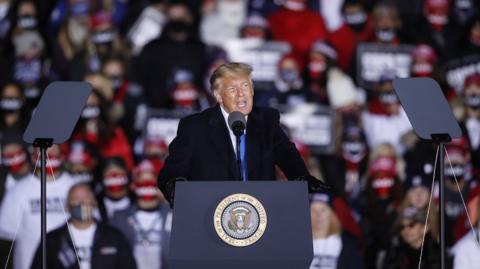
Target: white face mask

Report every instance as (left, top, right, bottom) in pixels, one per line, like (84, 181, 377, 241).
(376, 28, 396, 42)
(0, 2, 9, 20)
(345, 12, 367, 25)
(427, 14, 448, 26)
(284, 0, 306, 11)
(217, 0, 246, 26)
(412, 62, 433, 75)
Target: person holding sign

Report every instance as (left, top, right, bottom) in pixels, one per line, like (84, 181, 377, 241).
(158, 62, 326, 205)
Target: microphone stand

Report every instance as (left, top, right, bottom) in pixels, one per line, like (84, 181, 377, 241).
(235, 134, 244, 181)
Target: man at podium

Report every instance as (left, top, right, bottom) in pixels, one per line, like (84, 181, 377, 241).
(158, 62, 324, 205)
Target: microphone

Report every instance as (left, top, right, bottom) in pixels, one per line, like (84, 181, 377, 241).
(228, 111, 246, 137)
(228, 111, 246, 181)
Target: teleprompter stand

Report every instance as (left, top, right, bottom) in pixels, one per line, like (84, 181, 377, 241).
(23, 82, 91, 269)
(393, 78, 462, 269)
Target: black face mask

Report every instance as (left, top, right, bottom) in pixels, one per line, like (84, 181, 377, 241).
(167, 20, 192, 34)
(17, 15, 37, 30)
(465, 94, 480, 109)
(0, 98, 23, 113)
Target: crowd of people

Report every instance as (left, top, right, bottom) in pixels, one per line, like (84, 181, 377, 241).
(0, 0, 479, 268)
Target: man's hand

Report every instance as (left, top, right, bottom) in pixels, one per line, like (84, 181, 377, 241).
(165, 177, 187, 208)
(293, 175, 330, 193)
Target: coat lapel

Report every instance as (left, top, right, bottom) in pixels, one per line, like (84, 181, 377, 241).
(246, 107, 263, 180)
(208, 105, 238, 179)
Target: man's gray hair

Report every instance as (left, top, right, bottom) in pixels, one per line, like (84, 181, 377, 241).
(210, 62, 253, 92)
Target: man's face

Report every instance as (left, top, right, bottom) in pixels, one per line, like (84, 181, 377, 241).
(68, 185, 96, 209)
(215, 74, 254, 115)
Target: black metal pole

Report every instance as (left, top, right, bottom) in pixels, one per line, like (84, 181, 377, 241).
(40, 145, 47, 269)
(236, 135, 243, 181)
(439, 142, 446, 269)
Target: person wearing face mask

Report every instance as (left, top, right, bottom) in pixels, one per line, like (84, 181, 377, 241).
(96, 157, 133, 222)
(323, 0, 374, 71)
(267, 0, 327, 69)
(13, 0, 39, 32)
(0, 144, 80, 269)
(362, 74, 413, 154)
(68, 10, 124, 81)
(0, 83, 28, 136)
(11, 29, 48, 107)
(371, 2, 404, 44)
(111, 159, 171, 269)
(342, 0, 373, 41)
(272, 54, 307, 106)
(240, 13, 270, 42)
(10, 1, 49, 102)
(408, 0, 463, 61)
(345, 2, 407, 81)
(306, 40, 357, 110)
(167, 68, 209, 112)
(66, 141, 99, 184)
(0, 134, 31, 200)
(336, 123, 368, 205)
(73, 87, 134, 170)
(460, 74, 480, 176)
(440, 143, 474, 246)
(410, 44, 437, 78)
(360, 143, 404, 269)
(135, 1, 207, 108)
(200, 0, 248, 49)
(30, 183, 137, 269)
(306, 41, 335, 105)
(0, 132, 29, 267)
(101, 55, 147, 146)
(52, 2, 91, 80)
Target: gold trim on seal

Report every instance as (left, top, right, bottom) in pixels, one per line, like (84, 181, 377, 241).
(214, 193, 267, 247)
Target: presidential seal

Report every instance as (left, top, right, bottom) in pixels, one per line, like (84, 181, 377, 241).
(214, 193, 267, 247)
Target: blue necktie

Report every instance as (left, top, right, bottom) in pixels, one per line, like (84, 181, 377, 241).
(240, 133, 248, 181)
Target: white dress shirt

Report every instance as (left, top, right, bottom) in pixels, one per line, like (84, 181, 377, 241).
(220, 105, 248, 154)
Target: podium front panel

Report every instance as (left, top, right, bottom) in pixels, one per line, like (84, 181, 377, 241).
(169, 181, 313, 269)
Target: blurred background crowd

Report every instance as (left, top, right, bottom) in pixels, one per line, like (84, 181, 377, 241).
(0, 0, 480, 268)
